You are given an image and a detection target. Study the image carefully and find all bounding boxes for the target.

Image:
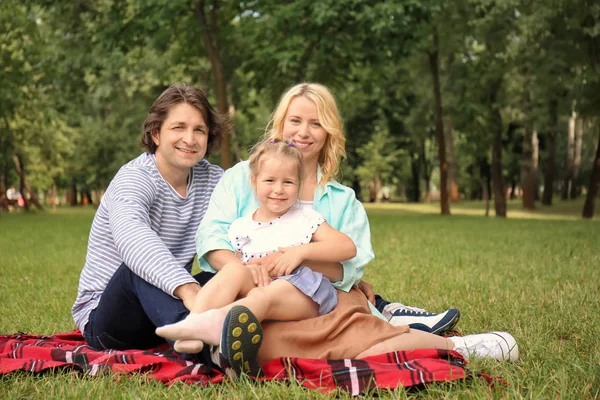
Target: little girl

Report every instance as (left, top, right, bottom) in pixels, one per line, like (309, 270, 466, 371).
(157, 139, 357, 376)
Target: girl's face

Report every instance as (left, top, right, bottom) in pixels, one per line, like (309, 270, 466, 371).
(253, 155, 300, 219)
(152, 102, 208, 180)
(282, 96, 328, 166)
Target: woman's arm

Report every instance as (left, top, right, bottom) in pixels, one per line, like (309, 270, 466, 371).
(301, 260, 344, 282)
(196, 162, 257, 272)
(326, 190, 375, 291)
(270, 222, 357, 277)
(205, 249, 240, 271)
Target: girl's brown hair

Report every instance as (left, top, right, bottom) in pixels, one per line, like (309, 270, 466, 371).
(248, 139, 304, 186)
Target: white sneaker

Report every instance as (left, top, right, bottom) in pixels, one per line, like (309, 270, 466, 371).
(450, 331, 519, 361)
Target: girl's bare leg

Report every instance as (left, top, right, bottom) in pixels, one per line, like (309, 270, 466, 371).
(155, 262, 255, 352)
(157, 280, 318, 352)
(222, 279, 319, 322)
(190, 262, 255, 313)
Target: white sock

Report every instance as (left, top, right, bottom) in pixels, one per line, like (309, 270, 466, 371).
(155, 309, 226, 346)
(174, 339, 204, 353)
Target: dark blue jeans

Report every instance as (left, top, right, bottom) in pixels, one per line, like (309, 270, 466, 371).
(83, 263, 214, 354)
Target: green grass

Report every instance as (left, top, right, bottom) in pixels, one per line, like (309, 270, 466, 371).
(1, 201, 599, 399)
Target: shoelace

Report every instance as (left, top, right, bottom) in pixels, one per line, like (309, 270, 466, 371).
(384, 304, 431, 315)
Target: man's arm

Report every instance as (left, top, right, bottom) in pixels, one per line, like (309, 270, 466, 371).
(107, 170, 197, 297)
(173, 282, 201, 311)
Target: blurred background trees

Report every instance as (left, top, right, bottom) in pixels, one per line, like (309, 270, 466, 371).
(1, 0, 599, 217)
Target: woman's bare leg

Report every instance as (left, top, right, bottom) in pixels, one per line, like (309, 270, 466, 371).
(356, 329, 454, 358)
(357, 329, 519, 362)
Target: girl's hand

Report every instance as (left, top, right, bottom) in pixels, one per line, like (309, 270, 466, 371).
(269, 246, 305, 277)
(246, 251, 282, 274)
(244, 263, 272, 287)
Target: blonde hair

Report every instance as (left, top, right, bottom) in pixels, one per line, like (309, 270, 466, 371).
(248, 139, 304, 186)
(262, 83, 346, 185)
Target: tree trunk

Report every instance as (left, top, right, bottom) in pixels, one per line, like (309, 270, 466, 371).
(421, 140, 432, 202)
(0, 169, 6, 195)
(444, 117, 459, 202)
(351, 175, 362, 202)
(482, 178, 490, 217)
(409, 151, 421, 202)
(69, 181, 78, 206)
(50, 184, 57, 212)
(542, 99, 558, 205)
(582, 130, 600, 219)
(562, 108, 576, 200)
(228, 105, 243, 162)
(521, 125, 536, 210)
(570, 118, 584, 199)
(489, 80, 506, 217)
(479, 157, 491, 215)
(195, 0, 232, 169)
(13, 154, 29, 211)
(532, 130, 540, 200)
(428, 26, 450, 215)
(12, 154, 44, 211)
(509, 179, 517, 199)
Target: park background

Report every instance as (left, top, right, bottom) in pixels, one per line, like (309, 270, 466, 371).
(1, 1, 600, 399)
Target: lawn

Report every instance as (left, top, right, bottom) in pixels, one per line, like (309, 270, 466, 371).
(1, 200, 599, 399)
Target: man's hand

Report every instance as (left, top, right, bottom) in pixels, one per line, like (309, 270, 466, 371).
(245, 263, 272, 287)
(173, 282, 201, 311)
(269, 246, 305, 277)
(357, 280, 375, 305)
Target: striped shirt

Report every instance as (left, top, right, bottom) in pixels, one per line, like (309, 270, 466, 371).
(72, 152, 223, 332)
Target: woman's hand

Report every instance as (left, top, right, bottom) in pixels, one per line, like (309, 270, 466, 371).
(357, 280, 375, 305)
(269, 246, 305, 277)
(244, 263, 272, 287)
(246, 251, 282, 275)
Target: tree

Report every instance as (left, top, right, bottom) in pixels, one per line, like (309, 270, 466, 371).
(582, 129, 600, 219)
(570, 117, 584, 198)
(428, 25, 450, 214)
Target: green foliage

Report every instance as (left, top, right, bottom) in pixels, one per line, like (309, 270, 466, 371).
(1, 0, 599, 216)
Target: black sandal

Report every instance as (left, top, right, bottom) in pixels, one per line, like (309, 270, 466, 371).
(221, 305, 263, 377)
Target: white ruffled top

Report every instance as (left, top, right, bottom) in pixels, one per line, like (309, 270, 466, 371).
(228, 203, 325, 263)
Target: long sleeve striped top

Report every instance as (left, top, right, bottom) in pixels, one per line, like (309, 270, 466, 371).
(72, 152, 223, 332)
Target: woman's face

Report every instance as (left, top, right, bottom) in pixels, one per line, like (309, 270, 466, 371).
(282, 96, 328, 165)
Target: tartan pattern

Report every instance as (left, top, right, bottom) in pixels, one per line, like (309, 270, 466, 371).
(261, 348, 470, 395)
(1, 331, 470, 394)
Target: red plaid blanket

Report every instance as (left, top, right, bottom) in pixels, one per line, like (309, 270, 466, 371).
(1, 331, 471, 395)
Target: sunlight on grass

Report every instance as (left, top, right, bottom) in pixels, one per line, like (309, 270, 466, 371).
(364, 198, 600, 221)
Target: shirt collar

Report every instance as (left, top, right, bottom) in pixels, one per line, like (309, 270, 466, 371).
(315, 165, 345, 200)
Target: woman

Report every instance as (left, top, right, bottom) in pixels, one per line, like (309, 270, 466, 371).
(163, 83, 518, 374)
